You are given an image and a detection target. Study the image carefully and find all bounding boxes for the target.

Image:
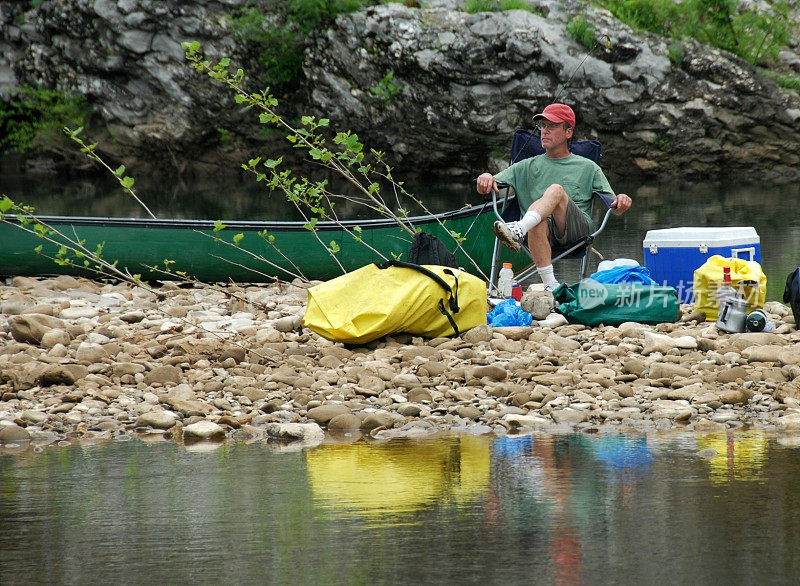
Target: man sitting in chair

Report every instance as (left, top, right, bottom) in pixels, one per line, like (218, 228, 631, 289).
(476, 103, 632, 291)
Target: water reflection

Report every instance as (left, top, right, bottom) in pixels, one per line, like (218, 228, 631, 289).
(305, 436, 490, 519)
(3, 430, 800, 582)
(696, 429, 769, 482)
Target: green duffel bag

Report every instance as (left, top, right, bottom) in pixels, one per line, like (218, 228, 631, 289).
(553, 280, 680, 327)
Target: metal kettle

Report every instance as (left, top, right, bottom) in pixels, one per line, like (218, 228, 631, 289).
(716, 296, 748, 333)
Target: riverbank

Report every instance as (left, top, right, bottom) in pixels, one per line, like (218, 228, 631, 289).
(2, 274, 800, 451)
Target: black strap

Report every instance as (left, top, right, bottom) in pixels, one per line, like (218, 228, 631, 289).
(438, 299, 460, 337)
(376, 259, 462, 329)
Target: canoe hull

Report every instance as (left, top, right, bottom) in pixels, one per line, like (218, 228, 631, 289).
(0, 205, 531, 283)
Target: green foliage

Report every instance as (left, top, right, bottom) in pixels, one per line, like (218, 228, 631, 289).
(0, 86, 90, 154)
(369, 70, 400, 103)
(765, 71, 800, 91)
(600, 0, 683, 36)
(180, 41, 489, 279)
(229, 7, 304, 87)
(229, 1, 382, 87)
(566, 14, 597, 48)
(668, 41, 686, 67)
(464, 0, 538, 13)
(650, 136, 670, 151)
(598, 0, 794, 65)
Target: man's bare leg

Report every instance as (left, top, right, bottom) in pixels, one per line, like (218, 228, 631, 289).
(494, 183, 571, 250)
(526, 185, 570, 290)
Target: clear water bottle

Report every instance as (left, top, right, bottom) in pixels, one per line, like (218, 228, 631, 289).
(498, 262, 513, 298)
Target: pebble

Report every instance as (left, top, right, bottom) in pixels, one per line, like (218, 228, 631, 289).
(136, 410, 177, 430)
(183, 421, 226, 439)
(0, 278, 796, 449)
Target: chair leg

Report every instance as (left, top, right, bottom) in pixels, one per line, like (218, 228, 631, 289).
(488, 236, 503, 293)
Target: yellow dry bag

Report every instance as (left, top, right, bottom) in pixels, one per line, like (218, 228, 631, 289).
(303, 260, 487, 344)
(693, 255, 766, 320)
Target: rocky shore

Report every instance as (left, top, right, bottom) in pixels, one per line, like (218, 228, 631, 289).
(2, 274, 800, 451)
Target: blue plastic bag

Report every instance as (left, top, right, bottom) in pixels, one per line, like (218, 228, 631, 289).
(487, 299, 533, 327)
(589, 265, 656, 285)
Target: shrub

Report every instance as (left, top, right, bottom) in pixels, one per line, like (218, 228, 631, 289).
(566, 14, 597, 48)
(230, 1, 382, 87)
(668, 41, 686, 67)
(0, 86, 90, 154)
(464, 0, 538, 13)
(369, 70, 400, 103)
(599, 0, 794, 66)
(601, 0, 683, 36)
(765, 71, 800, 91)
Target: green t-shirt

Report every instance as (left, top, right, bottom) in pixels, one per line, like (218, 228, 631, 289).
(493, 154, 615, 232)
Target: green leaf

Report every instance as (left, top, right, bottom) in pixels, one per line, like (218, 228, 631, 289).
(318, 118, 330, 127)
(120, 176, 135, 189)
(34, 245, 42, 253)
(301, 115, 314, 126)
(233, 233, 244, 246)
(0, 196, 14, 212)
(264, 157, 282, 168)
(114, 165, 125, 177)
(214, 220, 227, 232)
(329, 240, 340, 254)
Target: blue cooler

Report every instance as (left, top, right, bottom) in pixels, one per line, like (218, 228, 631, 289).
(643, 227, 761, 303)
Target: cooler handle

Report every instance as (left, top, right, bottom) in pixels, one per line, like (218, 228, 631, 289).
(731, 247, 755, 261)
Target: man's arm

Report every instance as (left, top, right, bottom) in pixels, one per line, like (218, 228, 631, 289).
(592, 167, 631, 215)
(611, 193, 632, 215)
(476, 172, 499, 195)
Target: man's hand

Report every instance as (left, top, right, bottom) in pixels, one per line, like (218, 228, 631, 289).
(476, 172, 499, 195)
(611, 193, 632, 215)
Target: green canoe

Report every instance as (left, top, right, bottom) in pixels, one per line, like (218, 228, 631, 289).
(0, 203, 531, 283)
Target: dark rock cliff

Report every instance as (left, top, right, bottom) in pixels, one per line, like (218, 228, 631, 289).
(1, 0, 799, 181)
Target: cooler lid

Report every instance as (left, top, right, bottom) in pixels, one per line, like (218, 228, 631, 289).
(643, 227, 759, 247)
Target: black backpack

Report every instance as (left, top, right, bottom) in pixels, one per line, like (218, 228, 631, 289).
(408, 231, 458, 268)
(783, 268, 800, 329)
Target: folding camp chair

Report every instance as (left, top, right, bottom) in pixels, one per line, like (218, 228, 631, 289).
(488, 129, 617, 291)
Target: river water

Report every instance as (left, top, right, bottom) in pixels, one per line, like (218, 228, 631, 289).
(2, 429, 800, 583)
(1, 169, 797, 299)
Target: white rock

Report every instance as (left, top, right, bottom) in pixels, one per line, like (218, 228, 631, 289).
(60, 306, 100, 319)
(183, 420, 226, 439)
(538, 313, 568, 328)
(551, 408, 590, 424)
(75, 342, 108, 363)
(643, 331, 697, 355)
(503, 413, 549, 428)
(266, 422, 324, 443)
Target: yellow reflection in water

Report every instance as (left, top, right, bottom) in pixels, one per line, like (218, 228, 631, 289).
(305, 436, 490, 518)
(697, 429, 769, 482)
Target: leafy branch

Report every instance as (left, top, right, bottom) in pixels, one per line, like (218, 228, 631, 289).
(64, 127, 157, 220)
(183, 42, 487, 279)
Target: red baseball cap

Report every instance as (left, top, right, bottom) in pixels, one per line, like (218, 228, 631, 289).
(533, 103, 576, 127)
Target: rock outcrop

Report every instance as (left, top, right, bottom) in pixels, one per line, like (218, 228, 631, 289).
(1, 0, 798, 180)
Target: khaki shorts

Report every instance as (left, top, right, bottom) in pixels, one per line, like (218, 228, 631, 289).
(546, 197, 591, 246)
